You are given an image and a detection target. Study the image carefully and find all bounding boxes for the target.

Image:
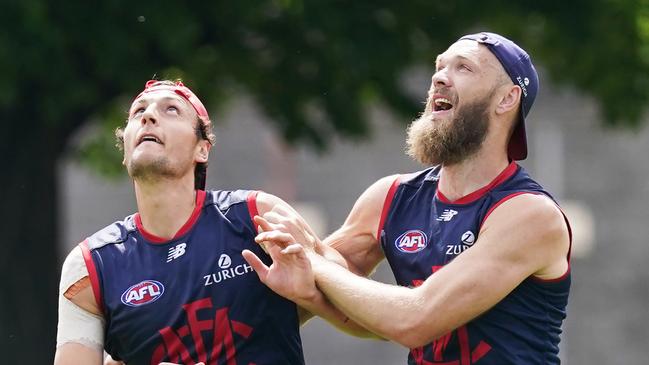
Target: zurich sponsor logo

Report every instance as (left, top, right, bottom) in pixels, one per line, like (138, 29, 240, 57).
(120, 280, 165, 307)
(203, 254, 254, 286)
(395, 230, 428, 253)
(461, 231, 476, 246)
(218, 254, 232, 269)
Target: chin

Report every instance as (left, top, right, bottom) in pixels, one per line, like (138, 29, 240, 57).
(128, 156, 172, 180)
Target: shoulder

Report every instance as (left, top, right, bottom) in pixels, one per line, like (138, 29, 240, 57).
(86, 215, 135, 250)
(60, 245, 102, 316)
(485, 193, 566, 233)
(481, 193, 570, 277)
(357, 174, 402, 211)
(340, 174, 402, 239)
(254, 191, 289, 216)
(205, 189, 257, 211)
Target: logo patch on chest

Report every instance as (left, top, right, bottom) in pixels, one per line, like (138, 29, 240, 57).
(445, 230, 477, 256)
(120, 280, 165, 307)
(395, 230, 428, 253)
(203, 253, 254, 286)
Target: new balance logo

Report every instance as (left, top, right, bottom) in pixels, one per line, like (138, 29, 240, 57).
(167, 243, 187, 263)
(436, 209, 458, 222)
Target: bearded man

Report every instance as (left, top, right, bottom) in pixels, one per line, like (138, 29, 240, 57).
(244, 32, 572, 365)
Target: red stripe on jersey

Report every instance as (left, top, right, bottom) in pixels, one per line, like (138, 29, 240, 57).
(479, 191, 533, 229)
(79, 240, 104, 313)
(377, 176, 401, 240)
(247, 191, 260, 234)
(437, 161, 518, 205)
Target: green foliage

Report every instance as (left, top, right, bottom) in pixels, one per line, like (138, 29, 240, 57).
(2, 0, 649, 172)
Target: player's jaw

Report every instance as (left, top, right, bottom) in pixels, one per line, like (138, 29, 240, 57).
(124, 124, 198, 186)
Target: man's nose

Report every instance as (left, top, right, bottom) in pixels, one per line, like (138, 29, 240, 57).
(431, 68, 451, 88)
(140, 105, 157, 125)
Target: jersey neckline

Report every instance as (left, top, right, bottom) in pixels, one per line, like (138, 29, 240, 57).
(436, 161, 518, 205)
(134, 190, 207, 244)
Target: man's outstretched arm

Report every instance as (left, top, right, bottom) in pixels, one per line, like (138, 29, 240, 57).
(256, 193, 570, 348)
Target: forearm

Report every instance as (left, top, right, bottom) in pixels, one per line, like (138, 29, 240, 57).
(309, 252, 427, 347)
(296, 289, 380, 339)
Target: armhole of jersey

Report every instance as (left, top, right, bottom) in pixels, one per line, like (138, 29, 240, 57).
(480, 191, 573, 283)
(79, 240, 104, 314)
(533, 206, 573, 284)
(246, 190, 260, 234)
(479, 191, 533, 228)
(376, 176, 401, 241)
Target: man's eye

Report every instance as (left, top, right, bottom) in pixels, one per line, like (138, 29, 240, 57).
(130, 108, 145, 117)
(167, 106, 178, 112)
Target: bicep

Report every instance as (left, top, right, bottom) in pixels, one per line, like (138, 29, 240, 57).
(325, 228, 383, 276)
(323, 175, 399, 276)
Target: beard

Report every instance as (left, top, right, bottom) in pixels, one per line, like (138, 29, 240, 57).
(406, 96, 490, 166)
(127, 154, 188, 184)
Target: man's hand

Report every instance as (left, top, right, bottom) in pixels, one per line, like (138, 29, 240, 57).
(242, 216, 318, 306)
(257, 204, 318, 251)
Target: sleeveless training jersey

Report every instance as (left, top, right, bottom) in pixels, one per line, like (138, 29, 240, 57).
(80, 190, 304, 365)
(379, 162, 571, 365)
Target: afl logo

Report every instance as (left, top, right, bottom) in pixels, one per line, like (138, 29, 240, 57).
(395, 230, 428, 253)
(120, 280, 165, 307)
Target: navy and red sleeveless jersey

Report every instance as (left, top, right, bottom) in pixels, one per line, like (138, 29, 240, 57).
(80, 190, 304, 365)
(379, 162, 571, 365)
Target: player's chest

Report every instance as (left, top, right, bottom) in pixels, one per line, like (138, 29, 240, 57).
(105, 228, 262, 318)
(385, 203, 484, 272)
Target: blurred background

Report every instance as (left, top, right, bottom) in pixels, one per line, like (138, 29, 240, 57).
(2, 1, 648, 364)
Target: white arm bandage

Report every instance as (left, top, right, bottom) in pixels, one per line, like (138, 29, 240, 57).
(56, 246, 105, 352)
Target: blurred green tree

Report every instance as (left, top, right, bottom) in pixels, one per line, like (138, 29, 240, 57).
(1, 1, 647, 363)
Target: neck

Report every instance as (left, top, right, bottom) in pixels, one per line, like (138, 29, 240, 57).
(438, 146, 510, 202)
(133, 175, 197, 240)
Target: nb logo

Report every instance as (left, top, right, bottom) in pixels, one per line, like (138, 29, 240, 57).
(167, 243, 187, 263)
(436, 209, 458, 222)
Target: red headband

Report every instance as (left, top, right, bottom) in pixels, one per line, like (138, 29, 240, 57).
(134, 80, 210, 124)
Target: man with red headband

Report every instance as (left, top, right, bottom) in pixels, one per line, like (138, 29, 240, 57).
(53, 80, 361, 365)
(245, 32, 572, 364)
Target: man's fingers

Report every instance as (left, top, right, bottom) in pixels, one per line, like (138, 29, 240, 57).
(282, 243, 304, 255)
(242, 250, 269, 281)
(255, 231, 293, 247)
(254, 215, 274, 233)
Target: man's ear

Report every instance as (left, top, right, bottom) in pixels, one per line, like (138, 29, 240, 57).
(195, 140, 210, 163)
(495, 85, 522, 116)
